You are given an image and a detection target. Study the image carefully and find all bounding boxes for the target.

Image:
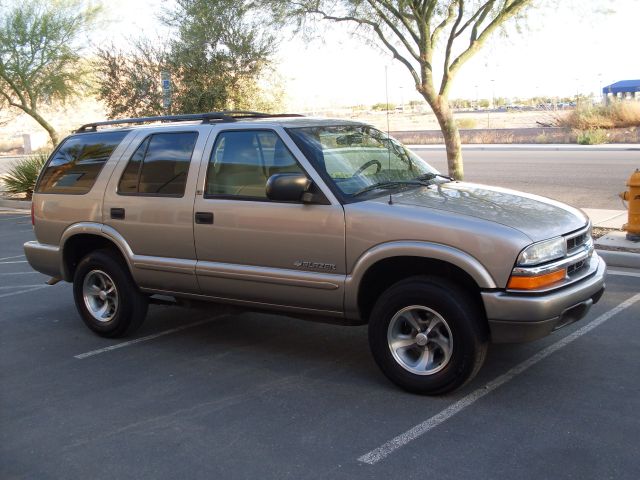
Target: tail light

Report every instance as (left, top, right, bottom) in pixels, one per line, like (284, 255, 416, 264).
(31, 203, 35, 226)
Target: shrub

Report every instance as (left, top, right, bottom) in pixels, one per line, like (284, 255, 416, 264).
(576, 129, 608, 145)
(455, 117, 477, 129)
(1, 152, 49, 199)
(558, 102, 640, 130)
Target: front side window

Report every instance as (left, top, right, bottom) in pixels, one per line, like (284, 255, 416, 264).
(118, 132, 198, 196)
(287, 125, 439, 199)
(37, 131, 129, 194)
(206, 130, 303, 199)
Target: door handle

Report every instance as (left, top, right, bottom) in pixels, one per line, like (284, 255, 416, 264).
(111, 208, 125, 220)
(195, 211, 214, 224)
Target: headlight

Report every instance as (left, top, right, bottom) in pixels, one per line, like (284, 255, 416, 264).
(517, 237, 566, 266)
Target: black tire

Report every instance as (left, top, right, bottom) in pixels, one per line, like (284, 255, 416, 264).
(368, 275, 488, 395)
(73, 249, 148, 338)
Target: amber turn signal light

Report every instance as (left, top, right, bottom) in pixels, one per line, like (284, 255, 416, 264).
(507, 268, 567, 290)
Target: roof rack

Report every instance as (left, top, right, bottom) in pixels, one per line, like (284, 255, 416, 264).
(75, 111, 305, 133)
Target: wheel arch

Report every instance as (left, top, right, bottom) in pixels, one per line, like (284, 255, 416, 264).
(345, 242, 496, 323)
(60, 223, 134, 282)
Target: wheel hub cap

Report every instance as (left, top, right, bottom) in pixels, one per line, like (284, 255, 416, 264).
(82, 269, 119, 323)
(387, 305, 453, 376)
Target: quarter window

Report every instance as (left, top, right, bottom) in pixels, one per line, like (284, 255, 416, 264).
(37, 131, 129, 194)
(206, 130, 303, 198)
(118, 132, 198, 196)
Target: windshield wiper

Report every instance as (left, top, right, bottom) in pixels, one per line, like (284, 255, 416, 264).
(416, 172, 454, 182)
(351, 180, 427, 197)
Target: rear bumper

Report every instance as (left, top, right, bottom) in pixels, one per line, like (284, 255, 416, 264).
(482, 254, 606, 343)
(24, 241, 61, 278)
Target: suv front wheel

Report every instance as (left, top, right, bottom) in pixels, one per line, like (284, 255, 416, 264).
(73, 250, 148, 338)
(368, 276, 487, 395)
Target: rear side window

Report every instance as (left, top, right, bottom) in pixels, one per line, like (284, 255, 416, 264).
(118, 132, 198, 196)
(37, 131, 129, 194)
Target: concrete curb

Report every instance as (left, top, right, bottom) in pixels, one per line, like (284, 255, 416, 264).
(597, 249, 640, 269)
(407, 144, 640, 151)
(0, 198, 31, 210)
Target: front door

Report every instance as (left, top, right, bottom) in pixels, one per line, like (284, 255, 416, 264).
(193, 128, 346, 314)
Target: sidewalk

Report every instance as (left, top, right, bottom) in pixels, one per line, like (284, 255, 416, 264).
(582, 208, 626, 229)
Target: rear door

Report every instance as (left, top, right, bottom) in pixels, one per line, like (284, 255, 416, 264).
(193, 126, 346, 314)
(103, 126, 210, 293)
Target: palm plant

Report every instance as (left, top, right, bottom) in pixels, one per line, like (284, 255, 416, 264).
(1, 152, 49, 199)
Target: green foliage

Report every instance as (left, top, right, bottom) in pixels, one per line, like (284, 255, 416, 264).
(1, 151, 48, 199)
(95, 0, 280, 118)
(0, 0, 99, 145)
(576, 129, 608, 145)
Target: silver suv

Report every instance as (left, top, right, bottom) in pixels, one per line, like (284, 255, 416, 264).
(25, 111, 606, 394)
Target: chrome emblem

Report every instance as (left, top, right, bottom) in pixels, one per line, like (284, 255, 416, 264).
(294, 260, 336, 271)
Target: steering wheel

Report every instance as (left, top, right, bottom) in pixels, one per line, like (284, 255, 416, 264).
(352, 159, 382, 177)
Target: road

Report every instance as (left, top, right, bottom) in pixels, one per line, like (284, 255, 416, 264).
(414, 147, 639, 209)
(1, 209, 640, 480)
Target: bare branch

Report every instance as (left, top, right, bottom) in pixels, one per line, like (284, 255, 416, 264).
(309, 8, 421, 87)
(446, 0, 531, 92)
(430, 1, 457, 48)
(364, 0, 422, 63)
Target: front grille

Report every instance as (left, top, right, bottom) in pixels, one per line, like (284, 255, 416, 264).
(566, 231, 588, 254)
(567, 259, 587, 276)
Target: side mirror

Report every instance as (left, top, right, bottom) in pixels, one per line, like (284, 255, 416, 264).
(266, 173, 311, 202)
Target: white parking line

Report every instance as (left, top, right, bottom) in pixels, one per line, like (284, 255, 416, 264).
(0, 260, 28, 264)
(608, 269, 640, 278)
(0, 284, 47, 290)
(0, 271, 40, 276)
(74, 317, 222, 359)
(358, 292, 640, 465)
(0, 254, 26, 261)
(0, 285, 50, 299)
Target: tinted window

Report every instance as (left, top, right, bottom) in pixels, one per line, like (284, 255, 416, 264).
(206, 130, 302, 198)
(118, 132, 198, 196)
(37, 131, 129, 194)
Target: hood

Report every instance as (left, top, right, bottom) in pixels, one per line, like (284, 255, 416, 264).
(375, 182, 588, 242)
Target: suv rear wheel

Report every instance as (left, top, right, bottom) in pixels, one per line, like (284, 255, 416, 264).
(368, 276, 487, 395)
(73, 250, 148, 338)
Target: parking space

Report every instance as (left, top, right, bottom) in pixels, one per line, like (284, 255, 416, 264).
(1, 209, 639, 480)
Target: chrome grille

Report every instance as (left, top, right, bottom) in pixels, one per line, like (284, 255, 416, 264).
(565, 227, 591, 255)
(567, 259, 587, 276)
(566, 232, 587, 253)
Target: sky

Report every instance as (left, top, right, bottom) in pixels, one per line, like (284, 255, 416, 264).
(101, 0, 639, 110)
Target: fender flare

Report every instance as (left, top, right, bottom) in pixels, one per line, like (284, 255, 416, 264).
(60, 223, 135, 280)
(344, 241, 497, 318)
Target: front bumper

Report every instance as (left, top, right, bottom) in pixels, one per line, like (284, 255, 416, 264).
(482, 254, 606, 343)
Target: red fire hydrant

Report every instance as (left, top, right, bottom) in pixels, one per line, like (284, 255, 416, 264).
(620, 169, 640, 241)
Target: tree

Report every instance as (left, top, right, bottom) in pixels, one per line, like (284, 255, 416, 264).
(0, 0, 99, 146)
(267, 0, 533, 179)
(96, 40, 169, 119)
(96, 0, 280, 118)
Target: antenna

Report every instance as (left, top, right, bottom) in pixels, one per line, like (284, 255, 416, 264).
(385, 66, 393, 205)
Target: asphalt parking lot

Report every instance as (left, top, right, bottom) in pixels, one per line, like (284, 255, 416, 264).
(1, 208, 639, 480)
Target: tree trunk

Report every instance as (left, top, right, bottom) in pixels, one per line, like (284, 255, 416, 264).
(29, 110, 59, 146)
(430, 97, 463, 180)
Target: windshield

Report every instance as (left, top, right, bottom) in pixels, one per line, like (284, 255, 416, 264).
(286, 125, 440, 198)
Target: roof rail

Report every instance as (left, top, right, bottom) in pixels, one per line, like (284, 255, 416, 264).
(75, 111, 305, 133)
